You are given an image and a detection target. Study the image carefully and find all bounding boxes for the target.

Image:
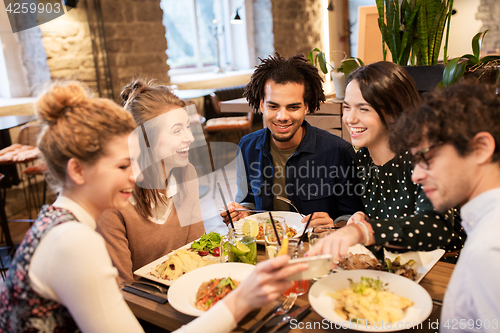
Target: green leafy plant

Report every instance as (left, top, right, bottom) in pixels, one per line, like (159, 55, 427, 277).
(308, 48, 329, 75)
(442, 31, 500, 87)
(376, 0, 454, 66)
(307, 48, 364, 78)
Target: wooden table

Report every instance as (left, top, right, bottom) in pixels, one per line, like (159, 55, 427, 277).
(122, 249, 454, 332)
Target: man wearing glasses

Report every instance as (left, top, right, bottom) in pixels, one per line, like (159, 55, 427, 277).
(391, 81, 500, 332)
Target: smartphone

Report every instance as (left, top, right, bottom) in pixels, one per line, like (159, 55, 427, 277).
(285, 254, 333, 281)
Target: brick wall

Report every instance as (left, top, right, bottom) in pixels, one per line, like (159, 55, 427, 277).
(39, 0, 169, 101)
(27, 0, 325, 98)
(40, 7, 97, 91)
(253, 0, 274, 60)
(101, 0, 169, 101)
(477, 0, 500, 52)
(271, 0, 324, 58)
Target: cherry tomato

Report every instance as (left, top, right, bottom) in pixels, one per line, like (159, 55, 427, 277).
(212, 247, 220, 257)
(198, 249, 209, 256)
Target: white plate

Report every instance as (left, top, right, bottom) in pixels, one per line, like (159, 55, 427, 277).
(235, 211, 304, 244)
(168, 263, 255, 316)
(133, 241, 220, 286)
(337, 244, 445, 283)
(309, 270, 432, 332)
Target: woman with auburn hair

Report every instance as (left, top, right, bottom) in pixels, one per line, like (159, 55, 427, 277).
(0, 81, 142, 332)
(309, 61, 463, 261)
(0, 81, 308, 333)
(96, 79, 206, 284)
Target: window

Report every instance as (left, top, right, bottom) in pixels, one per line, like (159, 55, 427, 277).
(161, 0, 251, 76)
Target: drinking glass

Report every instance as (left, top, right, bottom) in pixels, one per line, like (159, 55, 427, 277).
(224, 227, 257, 265)
(283, 238, 309, 296)
(263, 217, 287, 259)
(308, 226, 338, 246)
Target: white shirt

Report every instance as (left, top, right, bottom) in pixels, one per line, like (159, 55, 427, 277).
(149, 174, 177, 224)
(29, 196, 236, 333)
(130, 174, 177, 225)
(29, 196, 144, 332)
(441, 188, 500, 332)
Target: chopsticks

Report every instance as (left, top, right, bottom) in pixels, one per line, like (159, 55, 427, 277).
(221, 167, 234, 202)
(297, 212, 314, 247)
(218, 182, 235, 229)
(234, 208, 267, 213)
(268, 212, 281, 247)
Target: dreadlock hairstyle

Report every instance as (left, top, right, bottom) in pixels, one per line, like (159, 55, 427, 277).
(244, 52, 325, 113)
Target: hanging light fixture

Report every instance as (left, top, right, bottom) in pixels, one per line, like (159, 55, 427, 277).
(62, 0, 79, 8)
(231, 8, 243, 24)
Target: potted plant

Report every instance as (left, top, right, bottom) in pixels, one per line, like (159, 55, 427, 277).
(308, 48, 364, 99)
(375, 0, 454, 93)
(376, 0, 454, 66)
(442, 30, 500, 87)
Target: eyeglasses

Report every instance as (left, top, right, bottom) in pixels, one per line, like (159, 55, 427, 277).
(411, 142, 444, 170)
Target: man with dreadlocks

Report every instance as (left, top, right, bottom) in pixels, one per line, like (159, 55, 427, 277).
(221, 53, 363, 228)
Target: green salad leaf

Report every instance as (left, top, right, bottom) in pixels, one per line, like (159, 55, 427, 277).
(190, 232, 222, 253)
(217, 277, 237, 292)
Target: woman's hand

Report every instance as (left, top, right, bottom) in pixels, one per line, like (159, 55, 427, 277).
(223, 255, 308, 322)
(346, 211, 369, 225)
(301, 212, 334, 229)
(306, 225, 364, 263)
(219, 202, 249, 225)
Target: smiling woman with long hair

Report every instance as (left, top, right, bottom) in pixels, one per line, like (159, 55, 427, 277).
(309, 61, 464, 261)
(96, 79, 206, 284)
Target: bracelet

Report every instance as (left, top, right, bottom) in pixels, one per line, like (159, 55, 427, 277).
(355, 221, 372, 246)
(351, 223, 366, 245)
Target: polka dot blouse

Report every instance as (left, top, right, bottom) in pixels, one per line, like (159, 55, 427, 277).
(356, 147, 454, 251)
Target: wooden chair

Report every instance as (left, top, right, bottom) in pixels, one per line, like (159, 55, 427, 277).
(204, 93, 254, 143)
(0, 123, 46, 222)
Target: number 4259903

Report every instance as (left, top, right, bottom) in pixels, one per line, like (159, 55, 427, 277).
(443, 319, 498, 330)
(6, 2, 62, 14)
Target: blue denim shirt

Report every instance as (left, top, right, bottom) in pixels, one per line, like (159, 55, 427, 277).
(235, 121, 363, 219)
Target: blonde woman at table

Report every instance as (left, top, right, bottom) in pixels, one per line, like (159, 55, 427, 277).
(309, 62, 462, 261)
(96, 79, 206, 284)
(0, 81, 308, 333)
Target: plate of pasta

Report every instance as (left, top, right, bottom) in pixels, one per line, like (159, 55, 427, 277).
(134, 240, 220, 286)
(168, 263, 254, 316)
(309, 270, 432, 332)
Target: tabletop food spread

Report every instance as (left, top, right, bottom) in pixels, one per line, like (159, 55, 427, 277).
(126, 211, 451, 332)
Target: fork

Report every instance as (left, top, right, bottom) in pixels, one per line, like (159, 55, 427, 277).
(249, 292, 297, 333)
(132, 281, 168, 294)
(276, 196, 305, 217)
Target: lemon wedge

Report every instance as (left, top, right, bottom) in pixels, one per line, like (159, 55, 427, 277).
(242, 221, 249, 235)
(277, 237, 289, 256)
(242, 220, 259, 237)
(249, 221, 259, 237)
(266, 245, 277, 259)
(236, 241, 250, 253)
